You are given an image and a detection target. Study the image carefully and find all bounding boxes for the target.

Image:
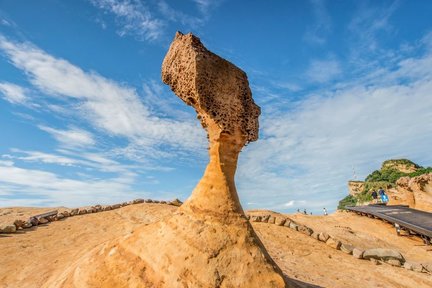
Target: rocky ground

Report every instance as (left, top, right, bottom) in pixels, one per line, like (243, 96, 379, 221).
(1, 204, 431, 288)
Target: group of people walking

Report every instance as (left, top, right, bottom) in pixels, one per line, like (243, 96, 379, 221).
(371, 187, 389, 204)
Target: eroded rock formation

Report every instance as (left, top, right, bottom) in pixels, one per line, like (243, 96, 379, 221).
(388, 173, 432, 211)
(46, 32, 288, 287)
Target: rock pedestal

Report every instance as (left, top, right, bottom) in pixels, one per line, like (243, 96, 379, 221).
(46, 32, 288, 287)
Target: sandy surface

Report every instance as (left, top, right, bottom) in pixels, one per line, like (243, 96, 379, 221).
(1, 205, 431, 288)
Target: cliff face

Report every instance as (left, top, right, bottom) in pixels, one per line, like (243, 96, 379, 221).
(388, 173, 432, 211)
(348, 181, 365, 196)
(381, 159, 420, 174)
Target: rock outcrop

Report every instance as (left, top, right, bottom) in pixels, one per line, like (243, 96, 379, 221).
(47, 32, 287, 288)
(388, 173, 432, 211)
(348, 181, 365, 196)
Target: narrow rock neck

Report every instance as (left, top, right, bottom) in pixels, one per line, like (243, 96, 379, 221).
(180, 123, 247, 217)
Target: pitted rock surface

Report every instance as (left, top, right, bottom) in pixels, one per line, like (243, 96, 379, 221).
(162, 31, 260, 143)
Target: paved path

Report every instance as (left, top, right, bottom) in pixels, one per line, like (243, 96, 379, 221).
(346, 205, 432, 242)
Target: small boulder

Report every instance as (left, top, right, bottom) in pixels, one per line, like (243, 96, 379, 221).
(261, 215, 270, 223)
(363, 248, 405, 263)
(310, 232, 320, 240)
(133, 198, 144, 204)
(103, 206, 112, 211)
(326, 237, 342, 250)
(22, 221, 33, 229)
(38, 217, 49, 224)
(298, 225, 313, 236)
(112, 204, 121, 209)
(318, 232, 330, 242)
(153, 200, 160, 204)
(13, 219, 25, 229)
(0, 223, 17, 233)
(168, 198, 182, 206)
(403, 261, 425, 272)
(30, 217, 39, 226)
(340, 243, 354, 254)
(61, 211, 70, 217)
(275, 217, 286, 226)
(268, 216, 275, 224)
(70, 209, 79, 216)
(386, 259, 402, 267)
(57, 214, 65, 220)
(283, 220, 291, 227)
(251, 216, 262, 222)
(289, 222, 299, 231)
(145, 199, 153, 203)
(79, 209, 87, 215)
(352, 248, 364, 259)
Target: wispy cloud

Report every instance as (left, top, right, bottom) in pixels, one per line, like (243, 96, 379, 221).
(305, 58, 341, 83)
(238, 31, 432, 213)
(304, 0, 332, 45)
(348, 1, 399, 54)
(89, 0, 164, 41)
(0, 36, 204, 158)
(0, 82, 29, 105)
(38, 126, 96, 148)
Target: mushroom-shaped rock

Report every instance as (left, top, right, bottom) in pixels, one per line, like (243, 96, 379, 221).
(46, 32, 288, 288)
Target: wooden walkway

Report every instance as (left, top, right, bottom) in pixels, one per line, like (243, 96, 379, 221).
(346, 204, 432, 244)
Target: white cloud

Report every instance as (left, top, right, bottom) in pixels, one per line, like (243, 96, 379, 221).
(238, 36, 432, 213)
(38, 126, 96, 148)
(0, 82, 29, 104)
(305, 59, 341, 83)
(0, 36, 205, 157)
(0, 161, 139, 207)
(89, 0, 164, 41)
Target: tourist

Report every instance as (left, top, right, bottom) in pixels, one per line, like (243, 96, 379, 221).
(378, 187, 386, 203)
(371, 190, 378, 204)
(323, 208, 328, 216)
(303, 209, 307, 215)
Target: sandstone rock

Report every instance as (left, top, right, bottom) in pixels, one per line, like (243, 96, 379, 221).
(423, 263, 432, 273)
(38, 217, 49, 224)
(103, 206, 112, 211)
(275, 217, 286, 226)
(289, 221, 299, 231)
(403, 261, 425, 272)
(56, 32, 287, 288)
(57, 214, 65, 220)
(363, 248, 405, 263)
(393, 173, 432, 211)
(30, 217, 39, 226)
(160, 200, 167, 204)
(318, 232, 330, 242)
(352, 248, 364, 259)
(78, 209, 87, 215)
(283, 220, 291, 227)
(298, 225, 313, 236)
(70, 208, 79, 216)
(245, 215, 251, 220)
(145, 199, 153, 203)
(340, 243, 354, 254)
(348, 181, 365, 196)
(61, 211, 70, 217)
(310, 232, 320, 240)
(13, 219, 25, 229)
(121, 202, 128, 207)
(132, 198, 144, 204)
(22, 221, 33, 229)
(370, 258, 380, 265)
(268, 216, 275, 224)
(326, 237, 342, 250)
(111, 204, 121, 209)
(94, 205, 102, 212)
(0, 223, 17, 233)
(261, 215, 270, 223)
(386, 259, 402, 267)
(168, 198, 182, 206)
(251, 216, 262, 222)
(153, 200, 160, 204)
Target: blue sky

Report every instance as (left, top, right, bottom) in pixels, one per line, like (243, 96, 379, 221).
(1, 0, 432, 213)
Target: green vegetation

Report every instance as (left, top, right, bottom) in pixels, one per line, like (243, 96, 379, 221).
(338, 159, 432, 210)
(338, 195, 357, 210)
